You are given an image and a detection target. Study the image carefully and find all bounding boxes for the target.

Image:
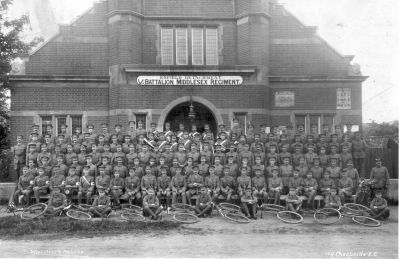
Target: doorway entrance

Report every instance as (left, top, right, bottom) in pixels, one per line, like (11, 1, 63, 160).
(165, 101, 217, 134)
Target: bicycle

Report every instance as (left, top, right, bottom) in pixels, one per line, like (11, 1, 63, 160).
(259, 203, 303, 224)
(1, 202, 27, 216)
(119, 204, 145, 222)
(44, 201, 92, 221)
(211, 202, 250, 223)
(168, 203, 199, 224)
(314, 203, 380, 227)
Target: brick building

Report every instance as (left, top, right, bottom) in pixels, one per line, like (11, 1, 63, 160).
(9, 0, 367, 141)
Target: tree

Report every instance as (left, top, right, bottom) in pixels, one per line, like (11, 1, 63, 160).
(0, 0, 43, 150)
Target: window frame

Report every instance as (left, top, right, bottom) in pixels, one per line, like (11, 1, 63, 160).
(191, 27, 204, 66)
(175, 27, 188, 65)
(233, 112, 248, 135)
(134, 113, 148, 131)
(205, 27, 219, 65)
(39, 115, 83, 136)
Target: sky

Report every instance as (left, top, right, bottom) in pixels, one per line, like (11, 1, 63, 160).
(7, 0, 399, 123)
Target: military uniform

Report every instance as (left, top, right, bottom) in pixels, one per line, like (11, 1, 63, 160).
(13, 173, 34, 205)
(96, 174, 111, 193)
(237, 175, 251, 196)
(78, 175, 94, 204)
(110, 177, 125, 205)
(49, 174, 65, 192)
(141, 174, 157, 196)
(171, 174, 187, 204)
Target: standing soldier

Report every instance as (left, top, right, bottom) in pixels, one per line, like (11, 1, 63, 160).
(369, 158, 390, 197)
(11, 135, 26, 178)
(352, 132, 367, 178)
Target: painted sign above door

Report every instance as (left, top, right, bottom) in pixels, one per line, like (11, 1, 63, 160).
(137, 75, 243, 86)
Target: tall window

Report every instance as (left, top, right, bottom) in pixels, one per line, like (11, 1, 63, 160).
(161, 27, 174, 65)
(234, 113, 247, 135)
(175, 28, 188, 65)
(192, 28, 204, 65)
(206, 28, 218, 65)
(40, 115, 83, 136)
(161, 26, 218, 65)
(295, 114, 335, 133)
(135, 114, 147, 130)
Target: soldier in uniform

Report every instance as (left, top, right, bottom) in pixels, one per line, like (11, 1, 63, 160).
(302, 171, 318, 209)
(141, 166, 157, 197)
(122, 168, 142, 205)
(338, 169, 353, 204)
(319, 171, 335, 198)
(78, 166, 95, 204)
(186, 166, 204, 205)
(268, 169, 283, 204)
(252, 169, 267, 203)
(237, 167, 252, 197)
(64, 166, 80, 200)
(205, 165, 220, 201)
(288, 170, 304, 195)
(109, 171, 125, 207)
(369, 191, 390, 220)
(241, 188, 258, 219)
(171, 166, 187, 204)
(220, 166, 236, 202)
(32, 167, 49, 204)
(285, 187, 303, 213)
(142, 188, 162, 220)
(89, 188, 112, 217)
(49, 169, 65, 192)
(157, 167, 171, 209)
(11, 135, 26, 177)
(352, 132, 367, 178)
(194, 186, 213, 218)
(45, 186, 68, 215)
(96, 165, 111, 194)
(13, 166, 34, 206)
(324, 188, 341, 209)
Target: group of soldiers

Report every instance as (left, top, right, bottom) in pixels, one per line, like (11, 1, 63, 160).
(9, 119, 390, 219)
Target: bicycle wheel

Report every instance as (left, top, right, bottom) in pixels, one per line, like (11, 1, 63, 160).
(121, 204, 143, 213)
(75, 204, 93, 212)
(277, 211, 303, 224)
(21, 203, 48, 220)
(260, 204, 285, 213)
(121, 212, 146, 222)
(171, 203, 193, 212)
(224, 212, 250, 223)
(173, 212, 199, 224)
(66, 210, 92, 220)
(314, 208, 342, 225)
(219, 203, 241, 213)
(343, 203, 371, 216)
(351, 216, 381, 227)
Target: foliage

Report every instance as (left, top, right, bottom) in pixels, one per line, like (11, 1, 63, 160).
(0, 0, 43, 150)
(363, 120, 398, 137)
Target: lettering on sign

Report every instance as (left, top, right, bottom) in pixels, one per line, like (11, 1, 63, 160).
(275, 91, 295, 107)
(136, 76, 243, 86)
(337, 88, 351, 109)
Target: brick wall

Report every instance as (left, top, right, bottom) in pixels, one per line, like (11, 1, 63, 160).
(10, 116, 34, 145)
(271, 115, 290, 127)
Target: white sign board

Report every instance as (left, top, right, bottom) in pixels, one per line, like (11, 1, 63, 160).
(137, 75, 243, 86)
(275, 91, 295, 107)
(337, 88, 351, 109)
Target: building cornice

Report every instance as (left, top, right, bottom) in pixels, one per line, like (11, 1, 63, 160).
(269, 76, 368, 83)
(122, 64, 256, 74)
(9, 75, 110, 83)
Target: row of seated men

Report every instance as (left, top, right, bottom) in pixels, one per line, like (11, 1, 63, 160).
(13, 158, 361, 210)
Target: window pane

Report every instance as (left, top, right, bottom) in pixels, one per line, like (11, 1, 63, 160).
(175, 28, 188, 65)
(192, 28, 203, 65)
(322, 115, 334, 131)
(161, 28, 174, 65)
(71, 116, 83, 134)
(295, 115, 306, 132)
(309, 115, 321, 133)
(41, 116, 53, 135)
(206, 28, 218, 65)
(56, 117, 67, 134)
(234, 113, 247, 135)
(135, 114, 147, 130)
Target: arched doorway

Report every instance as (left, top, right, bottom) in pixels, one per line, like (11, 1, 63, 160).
(165, 101, 217, 134)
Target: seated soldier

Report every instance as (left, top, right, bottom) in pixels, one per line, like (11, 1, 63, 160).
(78, 166, 95, 204)
(285, 187, 303, 214)
(157, 167, 171, 209)
(141, 166, 157, 197)
(268, 169, 283, 205)
(369, 190, 390, 220)
(186, 166, 204, 205)
(302, 171, 318, 209)
(13, 166, 34, 206)
(142, 188, 163, 220)
(237, 167, 252, 197)
(319, 171, 335, 198)
(171, 167, 187, 204)
(122, 168, 142, 205)
(288, 169, 303, 195)
(89, 188, 112, 217)
(45, 187, 68, 215)
(205, 166, 220, 201)
(194, 186, 213, 218)
(241, 188, 258, 219)
(324, 188, 341, 209)
(338, 170, 353, 204)
(96, 165, 111, 195)
(252, 169, 267, 203)
(220, 167, 236, 202)
(64, 167, 80, 201)
(109, 171, 125, 208)
(33, 167, 49, 204)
